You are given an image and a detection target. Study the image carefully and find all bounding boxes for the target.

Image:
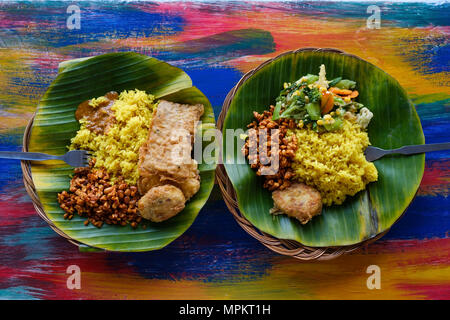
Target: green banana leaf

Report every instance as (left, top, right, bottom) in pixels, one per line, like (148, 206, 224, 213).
(28, 52, 216, 252)
(222, 49, 424, 247)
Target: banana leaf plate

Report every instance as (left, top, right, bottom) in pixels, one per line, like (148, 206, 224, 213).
(23, 52, 216, 252)
(219, 48, 424, 255)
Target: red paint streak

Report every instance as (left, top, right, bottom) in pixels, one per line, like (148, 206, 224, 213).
(139, 2, 249, 41)
(368, 238, 450, 256)
(0, 12, 29, 28)
(396, 283, 450, 300)
(426, 26, 450, 35)
(376, 239, 450, 268)
(0, 238, 448, 299)
(29, 51, 66, 71)
(136, 1, 348, 53)
(0, 193, 35, 226)
(0, 13, 53, 29)
(0, 247, 139, 299)
(419, 160, 450, 196)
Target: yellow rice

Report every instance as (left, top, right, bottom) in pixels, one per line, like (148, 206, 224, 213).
(288, 119, 378, 206)
(70, 89, 156, 184)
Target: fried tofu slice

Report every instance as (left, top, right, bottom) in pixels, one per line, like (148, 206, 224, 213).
(271, 183, 322, 224)
(138, 100, 204, 181)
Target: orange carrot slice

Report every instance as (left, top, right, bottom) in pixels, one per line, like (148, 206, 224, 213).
(321, 91, 334, 114)
(349, 90, 359, 98)
(329, 87, 352, 96)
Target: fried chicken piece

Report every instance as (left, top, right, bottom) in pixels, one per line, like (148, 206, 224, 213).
(138, 185, 186, 222)
(271, 183, 322, 224)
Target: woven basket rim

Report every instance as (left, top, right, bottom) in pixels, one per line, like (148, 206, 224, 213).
(216, 47, 394, 261)
(21, 114, 97, 249)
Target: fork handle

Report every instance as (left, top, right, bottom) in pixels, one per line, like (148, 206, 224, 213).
(390, 142, 450, 155)
(0, 151, 61, 161)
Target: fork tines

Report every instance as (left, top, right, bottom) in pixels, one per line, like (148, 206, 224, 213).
(82, 150, 92, 167)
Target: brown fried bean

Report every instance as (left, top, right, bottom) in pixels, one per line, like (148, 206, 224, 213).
(57, 160, 143, 229)
(104, 186, 113, 194)
(242, 105, 298, 191)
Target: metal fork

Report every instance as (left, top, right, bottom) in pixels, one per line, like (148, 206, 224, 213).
(0, 150, 92, 167)
(365, 142, 450, 162)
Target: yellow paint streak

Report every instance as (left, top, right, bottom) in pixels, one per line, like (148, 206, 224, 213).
(51, 240, 449, 300)
(0, 114, 32, 131)
(0, 49, 38, 114)
(226, 17, 449, 99)
(198, 240, 450, 300)
(65, 272, 212, 300)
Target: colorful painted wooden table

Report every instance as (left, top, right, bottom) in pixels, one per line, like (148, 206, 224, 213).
(0, 1, 448, 300)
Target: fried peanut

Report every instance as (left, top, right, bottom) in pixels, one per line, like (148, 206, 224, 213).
(57, 159, 142, 228)
(242, 105, 298, 191)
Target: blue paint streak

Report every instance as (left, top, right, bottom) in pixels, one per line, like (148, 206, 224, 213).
(0, 286, 40, 300)
(0, 0, 447, 293)
(0, 2, 185, 47)
(121, 191, 273, 282)
(286, 2, 450, 28)
(384, 195, 449, 240)
(416, 100, 450, 160)
(1, 224, 56, 262)
(120, 194, 449, 282)
(0, 131, 24, 194)
(152, 29, 275, 68)
(184, 67, 243, 118)
(424, 42, 450, 74)
(402, 37, 449, 75)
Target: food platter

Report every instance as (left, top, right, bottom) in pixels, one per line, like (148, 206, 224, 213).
(218, 48, 425, 255)
(22, 48, 425, 258)
(23, 52, 216, 252)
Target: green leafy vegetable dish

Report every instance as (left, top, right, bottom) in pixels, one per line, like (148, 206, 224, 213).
(272, 64, 373, 132)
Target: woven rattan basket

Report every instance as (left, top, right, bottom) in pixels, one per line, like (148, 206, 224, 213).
(21, 114, 88, 248)
(216, 48, 391, 261)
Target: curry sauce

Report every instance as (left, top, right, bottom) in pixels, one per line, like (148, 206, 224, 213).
(75, 91, 118, 135)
